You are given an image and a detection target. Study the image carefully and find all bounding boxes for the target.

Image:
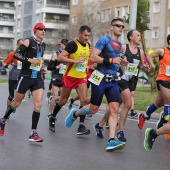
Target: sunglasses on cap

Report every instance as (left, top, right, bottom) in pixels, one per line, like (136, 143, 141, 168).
(38, 28, 46, 32)
(112, 24, 125, 29)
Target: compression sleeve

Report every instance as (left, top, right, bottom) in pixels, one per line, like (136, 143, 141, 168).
(14, 44, 28, 62)
(47, 60, 57, 71)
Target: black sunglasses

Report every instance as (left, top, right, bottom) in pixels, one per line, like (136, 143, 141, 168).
(112, 24, 125, 29)
(38, 28, 46, 32)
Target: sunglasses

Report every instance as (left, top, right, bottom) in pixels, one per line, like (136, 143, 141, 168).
(112, 24, 125, 29)
(38, 28, 46, 32)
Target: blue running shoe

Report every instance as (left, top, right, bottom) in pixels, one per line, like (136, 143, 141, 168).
(106, 139, 126, 151)
(13, 109, 16, 113)
(116, 131, 127, 142)
(93, 123, 104, 138)
(65, 108, 77, 128)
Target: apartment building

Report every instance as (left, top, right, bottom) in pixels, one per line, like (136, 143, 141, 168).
(15, 0, 70, 60)
(69, 0, 170, 51)
(0, 0, 15, 59)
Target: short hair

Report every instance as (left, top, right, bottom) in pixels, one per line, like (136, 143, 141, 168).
(167, 34, 170, 45)
(79, 25, 91, 33)
(111, 18, 124, 25)
(127, 29, 136, 42)
(16, 39, 22, 45)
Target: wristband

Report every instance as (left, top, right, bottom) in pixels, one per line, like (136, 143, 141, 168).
(103, 58, 114, 65)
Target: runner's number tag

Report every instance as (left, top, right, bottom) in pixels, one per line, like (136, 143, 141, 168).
(166, 65, 170, 76)
(76, 62, 86, 72)
(88, 70, 104, 86)
(125, 63, 138, 76)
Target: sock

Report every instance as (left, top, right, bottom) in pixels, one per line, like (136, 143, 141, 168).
(52, 102, 62, 117)
(79, 105, 85, 124)
(145, 103, 158, 117)
(108, 138, 115, 142)
(3, 104, 15, 120)
(31, 110, 40, 130)
(150, 129, 158, 138)
(131, 109, 134, 113)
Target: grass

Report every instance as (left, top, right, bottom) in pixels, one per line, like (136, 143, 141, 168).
(70, 86, 163, 113)
(0, 79, 8, 83)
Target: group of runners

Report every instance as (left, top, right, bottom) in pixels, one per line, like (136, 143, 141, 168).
(0, 18, 170, 152)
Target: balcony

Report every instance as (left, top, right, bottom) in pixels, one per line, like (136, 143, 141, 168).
(0, 31, 14, 38)
(0, 8, 15, 15)
(0, 41, 13, 50)
(44, 19, 69, 29)
(46, 4, 69, 9)
(0, 18, 15, 26)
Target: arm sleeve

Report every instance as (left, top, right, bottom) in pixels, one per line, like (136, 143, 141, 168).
(47, 60, 56, 71)
(3, 51, 15, 64)
(14, 44, 28, 62)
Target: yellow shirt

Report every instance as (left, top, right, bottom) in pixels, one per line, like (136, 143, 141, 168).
(64, 40, 90, 78)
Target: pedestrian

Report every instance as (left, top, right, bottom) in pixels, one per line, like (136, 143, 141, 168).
(143, 34, 170, 151)
(47, 38, 69, 119)
(65, 18, 128, 151)
(48, 25, 91, 135)
(3, 39, 23, 115)
(0, 23, 46, 142)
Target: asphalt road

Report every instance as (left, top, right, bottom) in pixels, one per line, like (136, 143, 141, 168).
(0, 81, 170, 170)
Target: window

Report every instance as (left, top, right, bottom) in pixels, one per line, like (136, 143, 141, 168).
(72, 0, 78, 5)
(153, 1, 160, 13)
(101, 8, 111, 22)
(72, 16, 77, 25)
(152, 27, 159, 38)
(115, 6, 129, 18)
(167, 25, 170, 35)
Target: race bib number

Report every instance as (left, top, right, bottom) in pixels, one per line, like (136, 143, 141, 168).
(166, 65, 170, 76)
(125, 63, 138, 76)
(17, 61, 22, 69)
(59, 65, 66, 74)
(76, 62, 86, 72)
(30, 60, 43, 71)
(88, 70, 104, 86)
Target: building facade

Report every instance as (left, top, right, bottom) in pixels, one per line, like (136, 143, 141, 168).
(69, 0, 170, 52)
(0, 0, 15, 59)
(15, 0, 70, 60)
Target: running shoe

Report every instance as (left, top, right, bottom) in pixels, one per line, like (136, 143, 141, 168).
(156, 111, 170, 129)
(29, 131, 43, 142)
(106, 139, 126, 151)
(77, 124, 90, 135)
(47, 113, 52, 119)
(138, 113, 146, 130)
(85, 114, 92, 118)
(65, 108, 77, 128)
(93, 123, 104, 138)
(165, 121, 170, 140)
(144, 128, 155, 152)
(105, 122, 109, 129)
(116, 131, 127, 142)
(68, 97, 74, 110)
(0, 119, 6, 136)
(22, 99, 26, 102)
(49, 116, 55, 132)
(130, 110, 138, 118)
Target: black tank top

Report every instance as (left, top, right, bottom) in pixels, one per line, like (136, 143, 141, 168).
(20, 36, 46, 78)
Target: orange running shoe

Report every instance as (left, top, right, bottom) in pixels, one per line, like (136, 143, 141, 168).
(0, 119, 6, 136)
(138, 113, 146, 130)
(165, 121, 170, 140)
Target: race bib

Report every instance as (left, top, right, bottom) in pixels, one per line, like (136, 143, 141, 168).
(166, 65, 170, 76)
(88, 70, 104, 86)
(59, 65, 66, 74)
(125, 63, 138, 76)
(76, 62, 86, 72)
(17, 61, 22, 69)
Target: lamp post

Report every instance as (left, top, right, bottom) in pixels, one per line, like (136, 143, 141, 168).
(129, 0, 138, 30)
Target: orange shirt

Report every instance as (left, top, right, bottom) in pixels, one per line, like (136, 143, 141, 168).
(156, 47, 170, 82)
(3, 50, 18, 66)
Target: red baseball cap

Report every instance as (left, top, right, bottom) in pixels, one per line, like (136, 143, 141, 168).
(33, 23, 46, 34)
